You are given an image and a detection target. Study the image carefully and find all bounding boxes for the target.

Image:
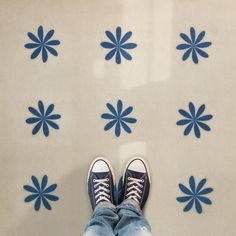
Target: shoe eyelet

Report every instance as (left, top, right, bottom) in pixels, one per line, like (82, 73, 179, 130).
(106, 178, 109, 181)
(93, 179, 96, 182)
(128, 177, 131, 180)
(106, 184, 109, 187)
(141, 179, 144, 183)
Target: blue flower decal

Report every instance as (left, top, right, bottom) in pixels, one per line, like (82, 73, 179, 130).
(26, 100, 61, 137)
(177, 176, 213, 214)
(176, 27, 212, 64)
(101, 100, 137, 137)
(25, 25, 60, 63)
(101, 26, 137, 64)
(23, 175, 59, 211)
(176, 102, 213, 138)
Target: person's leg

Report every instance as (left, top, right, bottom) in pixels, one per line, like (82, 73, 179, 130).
(84, 157, 118, 236)
(84, 202, 118, 236)
(114, 157, 153, 236)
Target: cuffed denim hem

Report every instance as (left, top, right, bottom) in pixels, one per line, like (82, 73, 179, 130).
(95, 201, 116, 211)
(117, 199, 143, 215)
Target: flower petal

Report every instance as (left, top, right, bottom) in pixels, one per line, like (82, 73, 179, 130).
(42, 196, 52, 210)
(117, 100, 123, 116)
(195, 31, 205, 44)
(101, 113, 116, 119)
(176, 44, 191, 50)
(196, 104, 205, 118)
(42, 47, 48, 63)
(197, 196, 212, 205)
(120, 48, 132, 60)
(197, 115, 213, 121)
(31, 176, 40, 191)
(115, 50, 121, 64)
(24, 185, 39, 193)
(27, 32, 40, 43)
(122, 117, 137, 123)
(101, 42, 116, 49)
(46, 120, 59, 129)
(47, 114, 61, 120)
(121, 43, 137, 49)
(46, 40, 60, 46)
(176, 196, 193, 202)
(176, 119, 192, 126)
(196, 178, 207, 193)
(179, 184, 193, 195)
(105, 48, 117, 60)
(182, 48, 192, 61)
(195, 48, 209, 58)
(26, 117, 41, 124)
(189, 176, 196, 193)
(190, 27, 196, 43)
(105, 30, 117, 44)
(115, 121, 121, 137)
(44, 194, 59, 201)
(104, 119, 117, 131)
(44, 29, 54, 43)
(178, 109, 192, 119)
(32, 121, 43, 135)
(43, 184, 58, 194)
(196, 42, 212, 48)
(24, 194, 39, 202)
(116, 27, 121, 43)
(120, 120, 132, 134)
(184, 122, 193, 136)
(197, 121, 211, 131)
(195, 198, 202, 214)
(198, 187, 213, 195)
(45, 45, 58, 56)
(45, 104, 54, 116)
(28, 107, 41, 118)
(25, 43, 40, 49)
(189, 102, 195, 117)
(38, 101, 44, 116)
(194, 123, 201, 138)
(120, 31, 132, 44)
(121, 106, 133, 117)
(106, 103, 118, 116)
(43, 122, 49, 137)
(41, 175, 48, 191)
(34, 196, 41, 211)
(31, 46, 42, 59)
(37, 26, 44, 42)
(192, 49, 199, 64)
(180, 33, 192, 44)
(183, 198, 194, 212)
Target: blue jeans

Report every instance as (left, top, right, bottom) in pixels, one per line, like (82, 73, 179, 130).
(84, 199, 152, 236)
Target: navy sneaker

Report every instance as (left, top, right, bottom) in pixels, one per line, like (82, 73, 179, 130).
(122, 157, 151, 210)
(87, 157, 115, 210)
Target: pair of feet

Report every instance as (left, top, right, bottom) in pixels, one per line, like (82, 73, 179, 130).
(87, 157, 151, 210)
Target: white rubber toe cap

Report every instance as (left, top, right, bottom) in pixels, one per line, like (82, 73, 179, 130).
(92, 159, 109, 173)
(128, 158, 146, 173)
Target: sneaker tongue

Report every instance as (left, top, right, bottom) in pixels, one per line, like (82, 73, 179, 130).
(127, 169, 146, 180)
(92, 171, 110, 179)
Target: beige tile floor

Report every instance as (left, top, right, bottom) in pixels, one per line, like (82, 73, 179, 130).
(1, 0, 236, 235)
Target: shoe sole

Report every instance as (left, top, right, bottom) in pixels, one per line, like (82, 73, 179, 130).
(87, 156, 116, 185)
(122, 156, 151, 184)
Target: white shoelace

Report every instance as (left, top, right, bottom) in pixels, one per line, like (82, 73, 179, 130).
(94, 178, 111, 204)
(126, 177, 144, 203)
